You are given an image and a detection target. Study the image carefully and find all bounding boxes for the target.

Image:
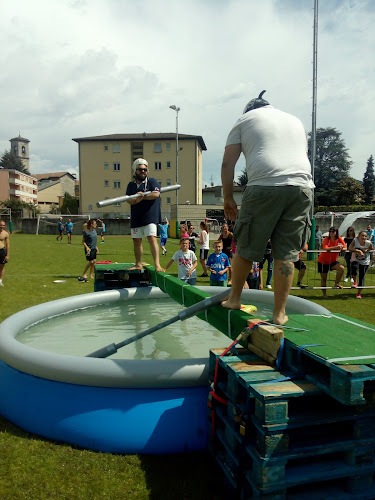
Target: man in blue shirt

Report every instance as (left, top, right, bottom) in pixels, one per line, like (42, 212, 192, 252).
(206, 240, 231, 287)
(126, 158, 162, 271)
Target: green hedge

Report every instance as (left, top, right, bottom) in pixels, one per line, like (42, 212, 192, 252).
(314, 205, 374, 214)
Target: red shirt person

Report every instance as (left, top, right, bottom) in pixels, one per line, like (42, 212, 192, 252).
(318, 227, 346, 297)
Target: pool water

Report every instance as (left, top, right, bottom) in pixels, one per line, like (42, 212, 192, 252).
(17, 298, 272, 360)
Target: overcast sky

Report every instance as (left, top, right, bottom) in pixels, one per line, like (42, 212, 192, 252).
(1, 0, 374, 186)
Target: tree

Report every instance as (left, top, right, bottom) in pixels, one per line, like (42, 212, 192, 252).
(237, 168, 248, 186)
(0, 198, 37, 218)
(0, 150, 29, 174)
(363, 155, 375, 204)
(335, 176, 365, 205)
(60, 192, 79, 215)
(308, 127, 352, 205)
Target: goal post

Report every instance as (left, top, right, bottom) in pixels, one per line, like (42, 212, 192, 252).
(36, 214, 90, 235)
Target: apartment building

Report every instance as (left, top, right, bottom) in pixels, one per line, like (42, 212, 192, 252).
(0, 168, 38, 205)
(34, 171, 77, 213)
(73, 132, 206, 217)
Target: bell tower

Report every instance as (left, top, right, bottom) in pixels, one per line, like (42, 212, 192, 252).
(9, 135, 30, 172)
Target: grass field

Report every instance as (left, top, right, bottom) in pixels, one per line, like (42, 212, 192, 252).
(0, 233, 374, 499)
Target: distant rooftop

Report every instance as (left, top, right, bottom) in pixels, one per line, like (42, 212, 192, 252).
(34, 171, 76, 181)
(72, 132, 207, 151)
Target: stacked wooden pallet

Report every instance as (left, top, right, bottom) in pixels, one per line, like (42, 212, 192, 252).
(94, 264, 151, 291)
(208, 346, 375, 499)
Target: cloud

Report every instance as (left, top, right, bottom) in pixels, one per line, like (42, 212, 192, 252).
(0, 0, 374, 188)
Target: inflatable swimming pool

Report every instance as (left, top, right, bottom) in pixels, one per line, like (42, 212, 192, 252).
(0, 286, 330, 454)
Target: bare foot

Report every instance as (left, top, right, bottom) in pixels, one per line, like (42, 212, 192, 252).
(127, 265, 143, 271)
(90, 275, 94, 279)
(221, 298, 242, 310)
(271, 314, 289, 326)
(155, 267, 164, 272)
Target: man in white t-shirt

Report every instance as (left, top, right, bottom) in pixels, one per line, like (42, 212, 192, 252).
(163, 237, 198, 285)
(221, 91, 314, 325)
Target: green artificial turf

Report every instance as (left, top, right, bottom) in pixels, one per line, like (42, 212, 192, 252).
(0, 234, 374, 499)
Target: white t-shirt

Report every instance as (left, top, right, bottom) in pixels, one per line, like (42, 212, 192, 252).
(226, 106, 315, 188)
(172, 249, 197, 279)
(351, 238, 372, 266)
(200, 230, 209, 250)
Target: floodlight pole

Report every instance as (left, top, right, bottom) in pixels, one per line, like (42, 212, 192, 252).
(308, 0, 318, 260)
(169, 105, 180, 230)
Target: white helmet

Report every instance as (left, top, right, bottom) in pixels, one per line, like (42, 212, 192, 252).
(132, 158, 148, 174)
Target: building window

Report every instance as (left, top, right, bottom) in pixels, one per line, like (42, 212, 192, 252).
(154, 143, 162, 153)
(112, 143, 120, 153)
(104, 145, 108, 151)
(104, 163, 109, 170)
(13, 146, 17, 154)
(22, 146, 26, 154)
(166, 143, 171, 151)
(157, 179, 162, 186)
(104, 180, 109, 187)
(88, 204, 93, 210)
(166, 161, 171, 169)
(113, 163, 120, 171)
(113, 202, 121, 206)
(166, 197, 171, 204)
(114, 181, 121, 189)
(166, 179, 171, 186)
(154, 162, 161, 170)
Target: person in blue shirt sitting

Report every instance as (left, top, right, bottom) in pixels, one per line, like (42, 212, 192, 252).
(206, 240, 231, 287)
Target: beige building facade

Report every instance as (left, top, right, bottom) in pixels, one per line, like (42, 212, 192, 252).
(0, 169, 38, 205)
(73, 133, 206, 217)
(34, 172, 77, 213)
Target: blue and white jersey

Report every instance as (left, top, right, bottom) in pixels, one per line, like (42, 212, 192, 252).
(206, 252, 230, 281)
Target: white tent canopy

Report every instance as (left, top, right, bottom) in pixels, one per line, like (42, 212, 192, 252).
(338, 211, 375, 236)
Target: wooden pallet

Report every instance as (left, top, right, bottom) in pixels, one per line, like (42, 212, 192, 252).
(283, 339, 375, 406)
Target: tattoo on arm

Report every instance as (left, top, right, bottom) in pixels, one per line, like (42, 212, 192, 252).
(279, 261, 294, 277)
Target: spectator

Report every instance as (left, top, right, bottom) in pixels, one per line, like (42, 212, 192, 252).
(344, 226, 356, 283)
(159, 217, 169, 255)
(198, 221, 210, 277)
(260, 240, 273, 289)
(0, 220, 10, 287)
(366, 224, 375, 244)
(164, 237, 197, 285)
(315, 225, 323, 250)
(244, 262, 263, 290)
(56, 217, 64, 241)
(78, 219, 98, 282)
(206, 240, 231, 287)
(187, 223, 198, 253)
(349, 230, 374, 298)
(97, 219, 106, 243)
(294, 244, 308, 288)
(64, 218, 74, 245)
(218, 222, 234, 283)
(318, 227, 346, 298)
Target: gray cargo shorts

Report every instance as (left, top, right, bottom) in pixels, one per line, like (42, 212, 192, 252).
(233, 185, 312, 262)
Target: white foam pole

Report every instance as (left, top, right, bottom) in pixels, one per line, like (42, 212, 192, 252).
(96, 184, 181, 208)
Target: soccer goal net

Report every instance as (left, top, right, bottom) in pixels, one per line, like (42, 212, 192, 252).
(36, 214, 90, 235)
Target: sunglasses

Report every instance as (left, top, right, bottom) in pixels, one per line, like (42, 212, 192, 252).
(137, 168, 147, 172)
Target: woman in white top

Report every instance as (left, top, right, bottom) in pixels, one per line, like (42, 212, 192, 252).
(349, 231, 374, 299)
(198, 221, 210, 277)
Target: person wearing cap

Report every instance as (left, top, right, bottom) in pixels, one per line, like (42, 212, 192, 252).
(221, 91, 314, 325)
(126, 158, 163, 271)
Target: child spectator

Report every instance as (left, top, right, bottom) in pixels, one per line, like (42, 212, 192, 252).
(206, 240, 230, 287)
(198, 221, 210, 277)
(164, 237, 197, 285)
(158, 217, 169, 255)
